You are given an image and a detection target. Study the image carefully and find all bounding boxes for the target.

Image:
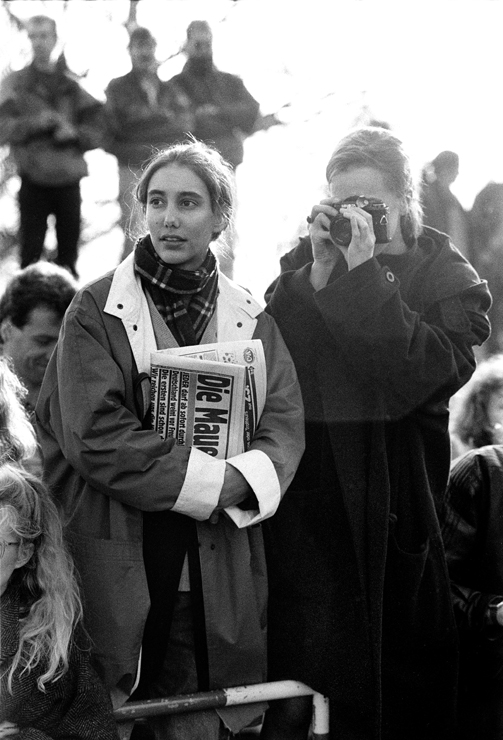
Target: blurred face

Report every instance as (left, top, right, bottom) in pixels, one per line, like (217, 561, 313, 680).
(0, 306, 61, 393)
(27, 20, 57, 66)
(146, 164, 223, 270)
(487, 389, 503, 443)
(0, 523, 32, 597)
(186, 30, 213, 60)
(129, 40, 157, 74)
(329, 166, 406, 254)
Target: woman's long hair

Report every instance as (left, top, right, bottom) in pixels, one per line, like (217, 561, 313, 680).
(0, 357, 37, 465)
(1, 464, 82, 692)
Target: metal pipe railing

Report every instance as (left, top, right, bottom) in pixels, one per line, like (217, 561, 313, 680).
(114, 679, 329, 739)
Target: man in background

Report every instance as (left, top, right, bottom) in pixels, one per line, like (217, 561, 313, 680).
(105, 26, 192, 259)
(0, 262, 77, 417)
(169, 20, 260, 172)
(0, 15, 104, 278)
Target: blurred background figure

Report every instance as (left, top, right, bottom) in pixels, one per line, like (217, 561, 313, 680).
(0, 263, 77, 419)
(441, 440, 503, 739)
(105, 26, 193, 261)
(449, 353, 503, 459)
(421, 150, 472, 261)
(0, 463, 120, 740)
(0, 357, 37, 469)
(470, 182, 503, 354)
(168, 20, 261, 277)
(0, 14, 104, 279)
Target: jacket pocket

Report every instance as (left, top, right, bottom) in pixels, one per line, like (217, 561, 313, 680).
(69, 533, 149, 689)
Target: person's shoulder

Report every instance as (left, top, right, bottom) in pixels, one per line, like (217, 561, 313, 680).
(418, 226, 488, 301)
(106, 70, 134, 91)
(68, 271, 115, 316)
(218, 272, 263, 316)
(279, 235, 314, 272)
(451, 444, 503, 478)
(0, 66, 30, 95)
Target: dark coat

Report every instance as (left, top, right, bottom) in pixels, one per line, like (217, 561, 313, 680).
(442, 444, 503, 739)
(168, 60, 259, 168)
(104, 70, 192, 167)
(264, 227, 491, 740)
(0, 585, 119, 740)
(0, 63, 104, 186)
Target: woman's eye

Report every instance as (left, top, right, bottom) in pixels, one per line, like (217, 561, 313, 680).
(149, 198, 163, 207)
(180, 199, 196, 208)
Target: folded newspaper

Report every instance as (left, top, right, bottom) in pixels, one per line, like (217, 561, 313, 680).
(150, 340, 266, 459)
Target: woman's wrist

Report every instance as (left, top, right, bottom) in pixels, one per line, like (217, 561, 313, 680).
(310, 259, 336, 291)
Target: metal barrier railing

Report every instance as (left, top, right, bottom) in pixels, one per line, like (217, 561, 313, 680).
(114, 679, 329, 739)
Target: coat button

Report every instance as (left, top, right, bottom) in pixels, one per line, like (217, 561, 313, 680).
(210, 544, 216, 550)
(133, 325, 138, 331)
(117, 303, 123, 309)
(237, 322, 243, 328)
(385, 271, 395, 283)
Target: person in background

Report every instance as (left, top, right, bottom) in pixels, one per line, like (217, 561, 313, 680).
(449, 353, 503, 459)
(441, 441, 503, 739)
(0, 263, 76, 477)
(0, 463, 120, 740)
(262, 126, 491, 740)
(168, 21, 261, 278)
(470, 182, 503, 353)
(0, 262, 77, 418)
(0, 15, 104, 279)
(0, 357, 38, 468)
(105, 26, 192, 260)
(168, 21, 260, 172)
(421, 150, 472, 261)
(36, 140, 304, 740)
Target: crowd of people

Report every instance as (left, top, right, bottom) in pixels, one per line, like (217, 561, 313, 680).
(1, 11, 503, 740)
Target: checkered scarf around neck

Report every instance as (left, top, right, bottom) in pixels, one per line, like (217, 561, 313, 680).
(134, 234, 219, 346)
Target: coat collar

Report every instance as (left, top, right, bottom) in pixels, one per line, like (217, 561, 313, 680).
(104, 252, 263, 374)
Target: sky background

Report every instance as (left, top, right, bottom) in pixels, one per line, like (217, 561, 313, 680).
(1, 0, 503, 299)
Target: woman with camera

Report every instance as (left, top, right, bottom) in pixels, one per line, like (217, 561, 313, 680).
(261, 127, 492, 740)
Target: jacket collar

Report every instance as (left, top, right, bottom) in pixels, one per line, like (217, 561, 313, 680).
(104, 252, 263, 373)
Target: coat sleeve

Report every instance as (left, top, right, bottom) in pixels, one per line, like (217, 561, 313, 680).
(170, 311, 305, 527)
(36, 294, 195, 513)
(223, 311, 305, 527)
(267, 249, 491, 419)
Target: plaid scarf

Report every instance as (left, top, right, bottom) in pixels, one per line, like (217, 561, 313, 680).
(134, 235, 219, 346)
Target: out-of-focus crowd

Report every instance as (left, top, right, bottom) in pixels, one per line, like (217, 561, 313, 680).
(3, 11, 503, 740)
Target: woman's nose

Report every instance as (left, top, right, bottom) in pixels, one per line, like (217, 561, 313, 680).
(164, 208, 179, 227)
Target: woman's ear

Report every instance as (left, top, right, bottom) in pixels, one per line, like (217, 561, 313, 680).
(15, 542, 34, 570)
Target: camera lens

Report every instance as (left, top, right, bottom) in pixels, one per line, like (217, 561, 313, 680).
(329, 215, 352, 247)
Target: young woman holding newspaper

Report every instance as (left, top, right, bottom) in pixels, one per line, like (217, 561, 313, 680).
(35, 140, 304, 740)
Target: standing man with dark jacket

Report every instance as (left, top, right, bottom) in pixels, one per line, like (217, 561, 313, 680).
(0, 15, 104, 279)
(105, 27, 192, 260)
(168, 21, 260, 172)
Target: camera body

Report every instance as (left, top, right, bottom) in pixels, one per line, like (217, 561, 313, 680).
(329, 196, 391, 247)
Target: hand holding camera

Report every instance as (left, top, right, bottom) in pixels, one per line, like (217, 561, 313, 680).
(308, 195, 391, 284)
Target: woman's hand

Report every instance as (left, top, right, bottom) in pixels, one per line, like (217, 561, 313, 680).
(308, 199, 376, 290)
(0, 721, 19, 737)
(209, 464, 252, 522)
(342, 204, 376, 270)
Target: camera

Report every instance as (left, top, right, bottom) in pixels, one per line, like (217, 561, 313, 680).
(329, 196, 391, 247)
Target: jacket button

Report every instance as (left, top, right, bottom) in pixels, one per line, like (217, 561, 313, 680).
(133, 325, 137, 331)
(117, 303, 123, 309)
(385, 271, 395, 283)
(237, 322, 242, 328)
(210, 544, 216, 550)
